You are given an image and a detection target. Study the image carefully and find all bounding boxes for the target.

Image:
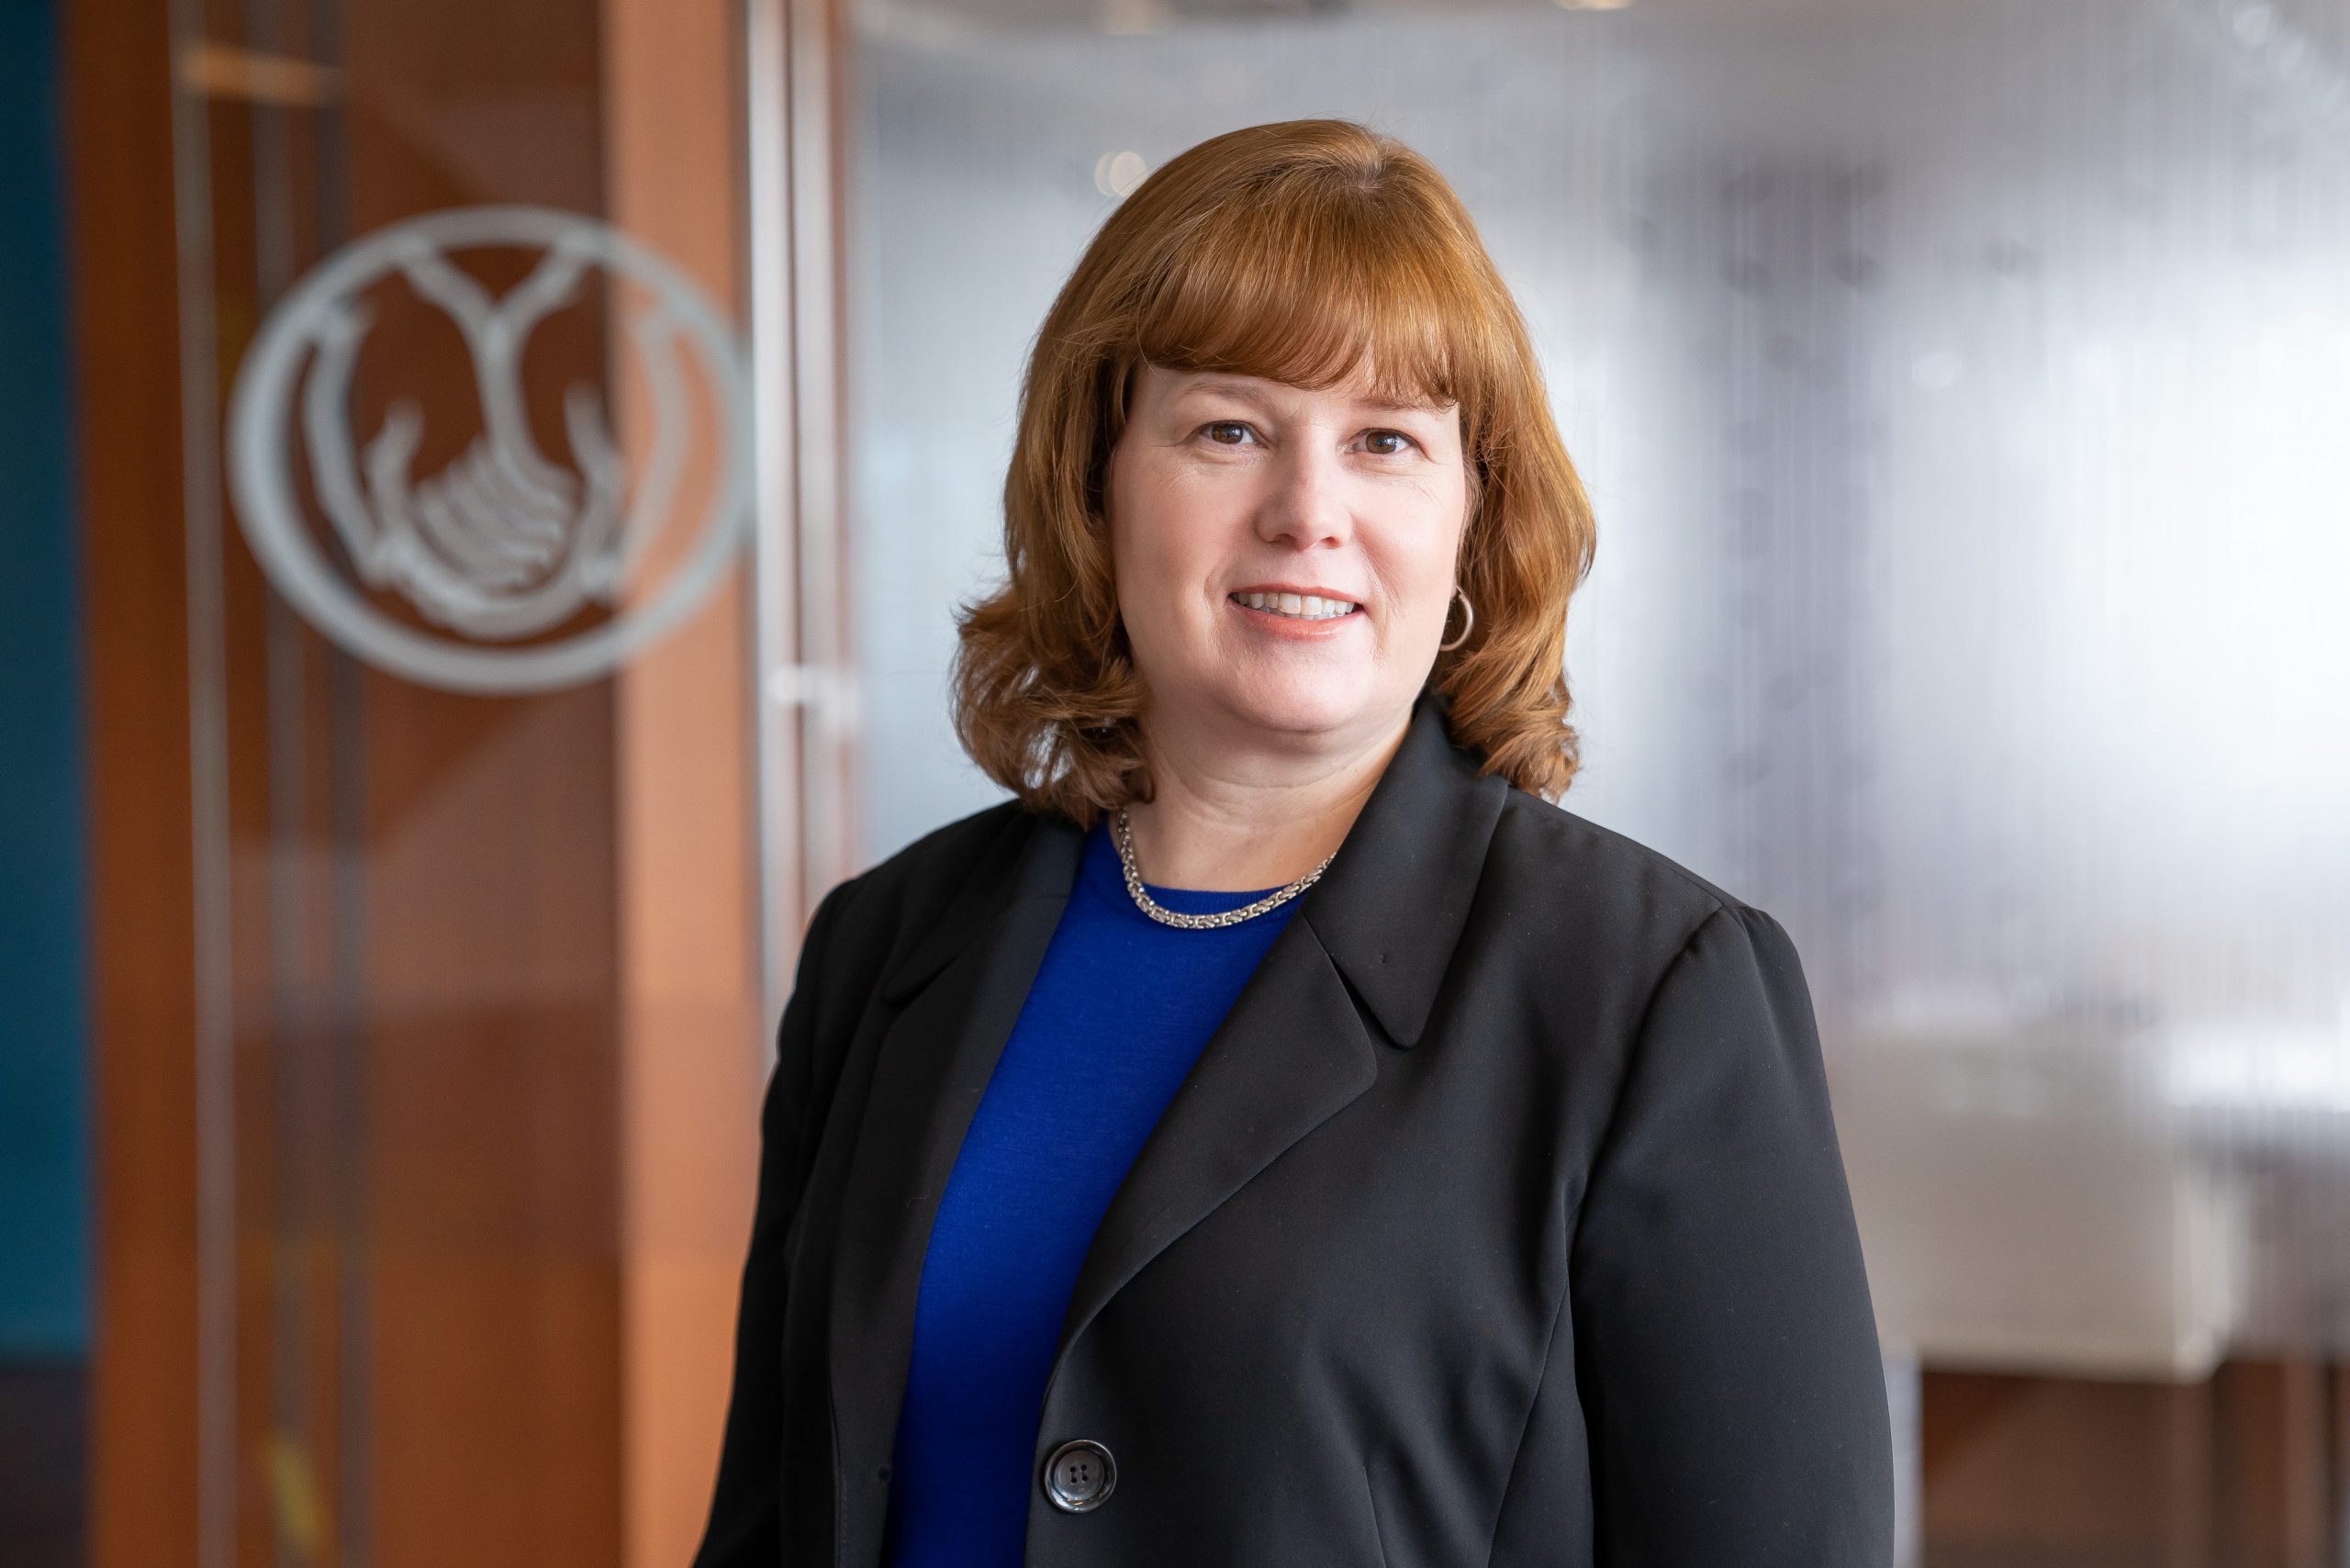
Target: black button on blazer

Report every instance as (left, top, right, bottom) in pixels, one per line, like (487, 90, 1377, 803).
(692, 683, 1894, 1568)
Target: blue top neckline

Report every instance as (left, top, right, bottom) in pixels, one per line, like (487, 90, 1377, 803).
(1079, 816, 1289, 919)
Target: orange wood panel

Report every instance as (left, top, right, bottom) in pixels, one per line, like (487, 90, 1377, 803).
(337, 6, 630, 1551)
(63, 0, 201, 1561)
(599, 2, 766, 1563)
(1920, 1361, 2344, 1568)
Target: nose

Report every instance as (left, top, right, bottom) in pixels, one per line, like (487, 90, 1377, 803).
(1254, 439, 1352, 551)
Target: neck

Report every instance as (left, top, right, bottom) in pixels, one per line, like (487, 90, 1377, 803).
(1119, 700, 1414, 892)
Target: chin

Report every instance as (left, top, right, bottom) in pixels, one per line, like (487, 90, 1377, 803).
(1218, 678, 1371, 737)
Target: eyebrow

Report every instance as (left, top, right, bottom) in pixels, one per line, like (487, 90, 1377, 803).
(1174, 375, 1451, 417)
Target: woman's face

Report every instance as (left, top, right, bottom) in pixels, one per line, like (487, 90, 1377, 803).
(1104, 359, 1471, 755)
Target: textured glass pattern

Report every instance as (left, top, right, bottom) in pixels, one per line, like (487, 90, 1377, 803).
(847, 0, 2350, 1374)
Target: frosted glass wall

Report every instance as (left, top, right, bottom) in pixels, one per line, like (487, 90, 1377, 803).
(845, 0, 2350, 1373)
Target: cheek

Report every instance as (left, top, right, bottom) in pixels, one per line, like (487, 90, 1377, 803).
(1370, 527, 1463, 632)
(1107, 465, 1164, 591)
(1113, 506, 1178, 599)
(1109, 495, 1206, 642)
(1122, 478, 1233, 590)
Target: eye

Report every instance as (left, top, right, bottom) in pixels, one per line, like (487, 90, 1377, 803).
(1363, 429, 1422, 456)
(1200, 420, 1259, 447)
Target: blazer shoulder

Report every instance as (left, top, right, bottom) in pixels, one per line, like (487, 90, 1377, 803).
(830, 793, 1028, 902)
(807, 794, 1042, 980)
(1480, 791, 1826, 1152)
(1485, 785, 1761, 966)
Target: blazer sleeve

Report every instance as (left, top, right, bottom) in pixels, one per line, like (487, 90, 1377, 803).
(689, 879, 854, 1568)
(1504, 902, 1894, 1565)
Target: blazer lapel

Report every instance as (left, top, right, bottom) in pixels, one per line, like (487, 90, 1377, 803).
(1047, 904, 1379, 1367)
(825, 806, 1085, 1560)
(1051, 684, 1508, 1365)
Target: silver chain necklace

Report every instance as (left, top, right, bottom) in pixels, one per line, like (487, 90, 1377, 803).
(1110, 806, 1336, 929)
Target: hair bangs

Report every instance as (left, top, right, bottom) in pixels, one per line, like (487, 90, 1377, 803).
(1127, 188, 1484, 422)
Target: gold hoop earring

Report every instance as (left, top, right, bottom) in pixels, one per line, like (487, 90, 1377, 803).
(1438, 585, 1475, 653)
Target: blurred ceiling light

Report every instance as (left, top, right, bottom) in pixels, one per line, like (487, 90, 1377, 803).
(176, 41, 341, 107)
(1909, 348, 1964, 391)
(1554, 0, 1637, 9)
(1095, 151, 1150, 198)
(1100, 0, 1169, 34)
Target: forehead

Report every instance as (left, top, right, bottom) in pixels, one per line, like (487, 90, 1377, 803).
(1147, 364, 1454, 416)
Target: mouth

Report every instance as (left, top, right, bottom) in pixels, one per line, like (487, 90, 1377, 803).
(1226, 589, 1362, 622)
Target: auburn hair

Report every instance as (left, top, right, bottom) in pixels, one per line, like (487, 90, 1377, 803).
(950, 118, 1597, 829)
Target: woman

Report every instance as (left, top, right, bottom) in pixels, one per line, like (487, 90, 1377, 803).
(693, 119, 1892, 1568)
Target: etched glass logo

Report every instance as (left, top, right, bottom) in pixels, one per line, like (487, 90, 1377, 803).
(228, 205, 752, 693)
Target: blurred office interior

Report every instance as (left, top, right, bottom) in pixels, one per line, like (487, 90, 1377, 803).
(6, 0, 2349, 1562)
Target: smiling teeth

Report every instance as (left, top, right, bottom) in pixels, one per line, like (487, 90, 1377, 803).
(1235, 591, 1357, 620)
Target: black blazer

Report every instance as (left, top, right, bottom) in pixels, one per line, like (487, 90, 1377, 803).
(693, 684, 1893, 1568)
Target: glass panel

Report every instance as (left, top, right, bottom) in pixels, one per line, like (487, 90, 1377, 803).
(170, 1, 792, 1562)
(845, 0, 2350, 1557)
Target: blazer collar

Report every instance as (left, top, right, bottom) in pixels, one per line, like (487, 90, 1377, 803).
(1294, 681, 1510, 1048)
(870, 681, 1508, 1047)
(824, 685, 1507, 1565)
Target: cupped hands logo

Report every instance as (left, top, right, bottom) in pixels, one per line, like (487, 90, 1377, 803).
(228, 206, 752, 693)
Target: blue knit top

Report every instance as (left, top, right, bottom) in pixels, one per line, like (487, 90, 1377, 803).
(878, 814, 1304, 1566)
